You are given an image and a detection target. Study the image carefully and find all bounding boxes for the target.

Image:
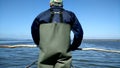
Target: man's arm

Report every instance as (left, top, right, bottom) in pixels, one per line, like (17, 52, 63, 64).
(70, 13, 83, 51)
(31, 18, 40, 46)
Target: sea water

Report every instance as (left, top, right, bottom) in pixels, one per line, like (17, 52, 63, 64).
(0, 39, 120, 68)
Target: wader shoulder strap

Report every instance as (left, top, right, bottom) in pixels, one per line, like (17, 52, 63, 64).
(49, 9, 63, 23)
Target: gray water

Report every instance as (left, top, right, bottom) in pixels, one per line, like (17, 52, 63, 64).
(0, 39, 120, 68)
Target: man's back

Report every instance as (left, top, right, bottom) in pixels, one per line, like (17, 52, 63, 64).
(31, 6, 83, 50)
(31, 0, 83, 68)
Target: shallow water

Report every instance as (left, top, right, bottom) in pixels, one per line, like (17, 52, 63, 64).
(0, 39, 120, 68)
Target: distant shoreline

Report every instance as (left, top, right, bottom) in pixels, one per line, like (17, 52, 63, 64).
(0, 38, 120, 41)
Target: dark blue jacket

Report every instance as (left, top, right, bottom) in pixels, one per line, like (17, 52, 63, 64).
(31, 6, 83, 50)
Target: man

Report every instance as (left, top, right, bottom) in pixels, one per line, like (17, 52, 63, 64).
(31, 0, 83, 68)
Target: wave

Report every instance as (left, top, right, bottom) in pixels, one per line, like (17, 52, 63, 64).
(0, 45, 120, 54)
(0, 44, 37, 48)
(77, 48, 120, 53)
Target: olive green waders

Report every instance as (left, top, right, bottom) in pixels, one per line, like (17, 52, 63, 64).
(38, 23, 72, 68)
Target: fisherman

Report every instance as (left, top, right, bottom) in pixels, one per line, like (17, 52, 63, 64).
(31, 0, 83, 68)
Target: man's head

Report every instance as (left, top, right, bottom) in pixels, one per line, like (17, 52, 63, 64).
(50, 0, 63, 7)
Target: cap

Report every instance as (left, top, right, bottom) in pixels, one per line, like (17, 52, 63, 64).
(50, 0, 63, 6)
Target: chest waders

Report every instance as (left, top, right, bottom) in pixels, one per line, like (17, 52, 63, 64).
(38, 10, 72, 68)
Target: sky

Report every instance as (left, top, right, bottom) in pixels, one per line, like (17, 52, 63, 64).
(0, 0, 120, 39)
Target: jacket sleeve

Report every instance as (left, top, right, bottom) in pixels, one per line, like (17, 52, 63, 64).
(31, 18, 40, 46)
(70, 13, 83, 51)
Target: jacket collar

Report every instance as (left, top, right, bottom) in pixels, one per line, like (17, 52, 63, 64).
(50, 6, 63, 9)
